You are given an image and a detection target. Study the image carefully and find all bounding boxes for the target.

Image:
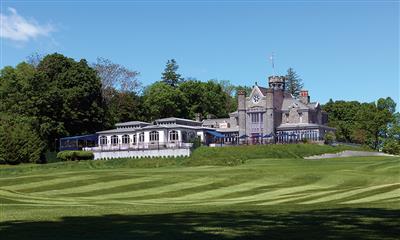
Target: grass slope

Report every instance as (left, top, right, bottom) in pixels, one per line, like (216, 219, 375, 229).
(0, 154, 399, 239)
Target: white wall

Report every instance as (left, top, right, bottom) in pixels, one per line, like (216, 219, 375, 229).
(93, 148, 191, 160)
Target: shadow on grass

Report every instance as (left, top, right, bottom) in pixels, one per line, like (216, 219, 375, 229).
(1, 208, 399, 240)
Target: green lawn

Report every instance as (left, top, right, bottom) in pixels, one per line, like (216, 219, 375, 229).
(1, 155, 399, 239)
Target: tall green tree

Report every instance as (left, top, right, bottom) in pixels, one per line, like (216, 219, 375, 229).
(322, 99, 361, 142)
(0, 53, 106, 151)
(355, 103, 392, 149)
(142, 82, 188, 120)
(161, 59, 183, 87)
(284, 68, 303, 97)
(0, 115, 45, 164)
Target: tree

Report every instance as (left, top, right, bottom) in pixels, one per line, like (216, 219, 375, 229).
(322, 100, 362, 142)
(382, 112, 400, 154)
(377, 97, 396, 114)
(93, 57, 141, 103)
(178, 80, 233, 120)
(105, 90, 144, 127)
(355, 103, 392, 149)
(0, 115, 45, 164)
(161, 59, 183, 87)
(284, 68, 303, 97)
(142, 82, 188, 120)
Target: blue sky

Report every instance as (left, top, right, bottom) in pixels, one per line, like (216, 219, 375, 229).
(1, 0, 399, 107)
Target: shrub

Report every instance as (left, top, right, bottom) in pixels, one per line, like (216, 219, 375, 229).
(324, 132, 336, 144)
(57, 151, 94, 161)
(382, 139, 400, 155)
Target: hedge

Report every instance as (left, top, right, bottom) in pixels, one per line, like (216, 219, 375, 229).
(57, 151, 94, 161)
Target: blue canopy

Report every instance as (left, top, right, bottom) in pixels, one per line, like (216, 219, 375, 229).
(263, 134, 273, 138)
(60, 134, 98, 141)
(251, 134, 262, 138)
(206, 130, 224, 138)
(239, 135, 249, 139)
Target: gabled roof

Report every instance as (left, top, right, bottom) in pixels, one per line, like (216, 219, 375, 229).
(258, 86, 269, 96)
(281, 97, 310, 111)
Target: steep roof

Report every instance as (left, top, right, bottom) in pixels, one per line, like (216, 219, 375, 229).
(258, 86, 269, 96)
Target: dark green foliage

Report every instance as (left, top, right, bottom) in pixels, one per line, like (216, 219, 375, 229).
(104, 90, 144, 127)
(284, 68, 303, 97)
(189, 136, 202, 150)
(382, 139, 400, 155)
(57, 151, 94, 161)
(324, 132, 336, 144)
(0, 115, 45, 165)
(323, 99, 396, 150)
(142, 82, 188, 120)
(161, 59, 183, 87)
(0, 53, 105, 152)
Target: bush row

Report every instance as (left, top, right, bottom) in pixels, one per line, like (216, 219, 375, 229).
(57, 151, 94, 161)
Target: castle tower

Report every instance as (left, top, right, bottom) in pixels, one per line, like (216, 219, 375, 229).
(268, 76, 285, 90)
(237, 90, 246, 137)
(265, 76, 286, 136)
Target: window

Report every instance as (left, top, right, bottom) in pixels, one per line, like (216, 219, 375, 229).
(100, 136, 107, 145)
(122, 134, 130, 144)
(150, 131, 159, 142)
(111, 135, 119, 145)
(251, 113, 261, 123)
(139, 132, 144, 142)
(169, 130, 179, 141)
(132, 134, 136, 145)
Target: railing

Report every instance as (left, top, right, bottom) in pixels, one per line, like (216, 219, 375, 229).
(83, 141, 193, 152)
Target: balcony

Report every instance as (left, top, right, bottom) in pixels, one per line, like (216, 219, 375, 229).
(83, 141, 193, 152)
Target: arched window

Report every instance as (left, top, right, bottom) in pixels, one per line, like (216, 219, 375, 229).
(139, 132, 144, 142)
(111, 135, 119, 145)
(150, 131, 159, 142)
(132, 134, 136, 145)
(169, 130, 179, 141)
(122, 134, 130, 144)
(100, 136, 107, 145)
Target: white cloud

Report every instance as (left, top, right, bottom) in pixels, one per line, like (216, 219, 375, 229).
(0, 7, 55, 42)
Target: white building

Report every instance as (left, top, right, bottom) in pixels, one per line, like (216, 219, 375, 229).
(85, 117, 219, 159)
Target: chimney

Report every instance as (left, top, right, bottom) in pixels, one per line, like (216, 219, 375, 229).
(299, 90, 310, 104)
(195, 113, 202, 122)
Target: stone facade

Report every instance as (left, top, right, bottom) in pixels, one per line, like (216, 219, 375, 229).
(206, 75, 335, 143)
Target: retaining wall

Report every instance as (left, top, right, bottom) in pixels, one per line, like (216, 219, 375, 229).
(93, 148, 191, 160)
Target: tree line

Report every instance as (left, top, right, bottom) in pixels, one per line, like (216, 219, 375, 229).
(0, 53, 398, 164)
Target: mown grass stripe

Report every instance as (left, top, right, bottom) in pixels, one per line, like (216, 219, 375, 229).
(83, 177, 217, 200)
(2, 175, 100, 191)
(301, 183, 400, 204)
(36, 176, 158, 196)
(154, 178, 276, 202)
(344, 188, 400, 204)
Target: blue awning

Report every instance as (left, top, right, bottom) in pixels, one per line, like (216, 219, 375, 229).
(239, 135, 249, 139)
(251, 134, 262, 138)
(206, 131, 224, 138)
(60, 134, 98, 141)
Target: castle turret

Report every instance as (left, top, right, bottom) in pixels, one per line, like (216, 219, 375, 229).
(238, 90, 246, 137)
(268, 76, 285, 90)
